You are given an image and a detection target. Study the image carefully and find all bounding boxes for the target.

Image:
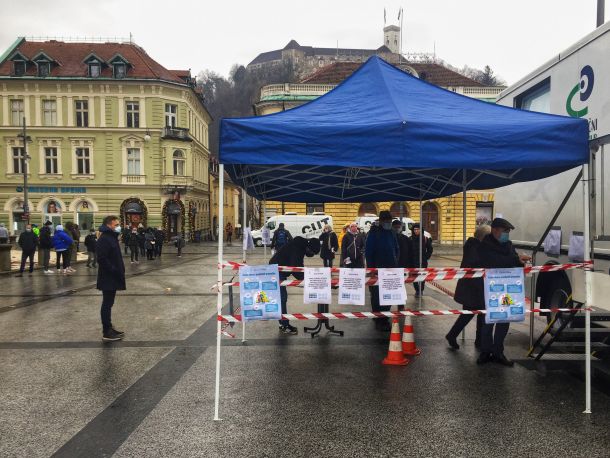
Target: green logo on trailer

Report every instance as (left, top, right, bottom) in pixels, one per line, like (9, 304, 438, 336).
(566, 65, 594, 118)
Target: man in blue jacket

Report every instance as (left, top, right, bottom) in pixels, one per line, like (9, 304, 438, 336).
(96, 215, 126, 342)
(365, 210, 399, 331)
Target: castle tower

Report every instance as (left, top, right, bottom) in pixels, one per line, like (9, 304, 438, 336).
(383, 25, 400, 54)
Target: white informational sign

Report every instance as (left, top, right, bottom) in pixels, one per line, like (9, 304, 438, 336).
(338, 268, 366, 305)
(261, 226, 271, 245)
(304, 267, 332, 304)
(484, 268, 526, 324)
(239, 264, 282, 321)
(378, 268, 407, 306)
(243, 228, 255, 251)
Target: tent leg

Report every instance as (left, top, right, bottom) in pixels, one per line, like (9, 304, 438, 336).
(418, 197, 423, 309)
(263, 200, 267, 259)
(583, 162, 593, 414)
(242, 190, 247, 343)
(214, 164, 225, 421)
(461, 171, 467, 341)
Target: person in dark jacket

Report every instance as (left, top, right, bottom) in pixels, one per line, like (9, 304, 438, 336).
(122, 228, 130, 255)
(173, 233, 185, 257)
(365, 211, 399, 331)
(16, 224, 38, 276)
(392, 219, 412, 269)
(154, 227, 165, 258)
(271, 223, 292, 252)
(96, 215, 126, 342)
(269, 236, 320, 334)
(145, 229, 156, 260)
(137, 228, 146, 257)
(128, 228, 139, 263)
(445, 225, 491, 350)
(410, 223, 433, 297)
(340, 222, 365, 268)
(84, 228, 98, 268)
(476, 217, 531, 366)
(39, 221, 54, 274)
(319, 224, 339, 267)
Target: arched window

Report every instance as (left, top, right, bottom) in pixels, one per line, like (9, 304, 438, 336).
(173, 150, 185, 176)
(358, 203, 378, 217)
(390, 202, 408, 218)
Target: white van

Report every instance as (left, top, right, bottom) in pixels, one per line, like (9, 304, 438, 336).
(251, 213, 334, 247)
(355, 215, 430, 238)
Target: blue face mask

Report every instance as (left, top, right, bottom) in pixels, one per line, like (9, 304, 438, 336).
(499, 232, 510, 244)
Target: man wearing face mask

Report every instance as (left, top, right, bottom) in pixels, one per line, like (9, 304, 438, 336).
(477, 217, 531, 366)
(269, 236, 320, 334)
(365, 211, 399, 331)
(341, 222, 365, 268)
(409, 223, 433, 297)
(96, 215, 126, 342)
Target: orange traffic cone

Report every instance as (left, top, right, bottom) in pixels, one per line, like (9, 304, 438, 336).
(402, 314, 421, 356)
(382, 318, 409, 366)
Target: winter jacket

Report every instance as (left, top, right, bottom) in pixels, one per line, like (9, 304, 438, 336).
(319, 231, 339, 260)
(154, 229, 165, 244)
(39, 226, 53, 249)
(52, 230, 73, 251)
(137, 231, 146, 248)
(271, 229, 293, 250)
(145, 232, 156, 250)
(96, 225, 126, 291)
(270, 237, 319, 282)
(409, 235, 433, 268)
(128, 231, 139, 247)
(396, 233, 412, 268)
(173, 235, 186, 248)
(18, 230, 38, 252)
(340, 231, 365, 268)
(477, 234, 524, 269)
(453, 237, 485, 310)
(365, 225, 399, 268)
(84, 233, 97, 252)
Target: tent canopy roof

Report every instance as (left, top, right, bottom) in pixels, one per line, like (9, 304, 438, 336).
(220, 56, 589, 202)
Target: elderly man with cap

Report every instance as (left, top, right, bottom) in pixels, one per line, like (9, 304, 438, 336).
(477, 217, 531, 366)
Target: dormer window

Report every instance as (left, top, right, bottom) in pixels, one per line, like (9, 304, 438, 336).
(37, 61, 50, 77)
(89, 63, 100, 77)
(13, 60, 26, 76)
(83, 53, 105, 78)
(113, 63, 126, 79)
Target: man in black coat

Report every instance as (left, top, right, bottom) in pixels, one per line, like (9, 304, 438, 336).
(96, 215, 126, 342)
(269, 236, 320, 334)
(445, 225, 491, 350)
(39, 221, 54, 274)
(476, 217, 531, 366)
(409, 223, 433, 297)
(16, 224, 38, 276)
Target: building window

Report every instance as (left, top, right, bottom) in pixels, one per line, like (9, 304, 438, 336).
(126, 101, 139, 128)
(306, 203, 324, 214)
(113, 63, 126, 79)
(165, 104, 177, 128)
(89, 63, 100, 77)
(44, 147, 58, 174)
(75, 100, 89, 127)
(37, 62, 50, 77)
(12, 147, 25, 174)
(173, 150, 185, 176)
(516, 77, 551, 113)
(76, 148, 90, 174)
(13, 61, 26, 76)
(42, 100, 57, 126)
(127, 148, 141, 175)
(10, 100, 24, 126)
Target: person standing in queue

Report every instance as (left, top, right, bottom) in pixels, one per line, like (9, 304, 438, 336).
(225, 222, 233, 245)
(53, 224, 73, 274)
(319, 224, 339, 268)
(445, 224, 491, 350)
(96, 215, 126, 342)
(154, 227, 165, 258)
(0, 223, 9, 244)
(128, 227, 139, 264)
(16, 224, 38, 277)
(340, 222, 365, 268)
(269, 236, 320, 334)
(409, 223, 433, 297)
(39, 221, 54, 274)
(476, 217, 531, 366)
(85, 228, 98, 268)
(271, 222, 292, 254)
(365, 211, 399, 331)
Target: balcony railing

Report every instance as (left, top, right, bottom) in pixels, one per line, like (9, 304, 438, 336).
(260, 83, 337, 101)
(122, 174, 146, 184)
(161, 175, 194, 189)
(162, 126, 191, 141)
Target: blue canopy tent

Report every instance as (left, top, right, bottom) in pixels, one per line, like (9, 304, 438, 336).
(220, 56, 588, 202)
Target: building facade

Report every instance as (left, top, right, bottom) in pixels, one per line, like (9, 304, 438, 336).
(254, 59, 503, 243)
(0, 38, 212, 239)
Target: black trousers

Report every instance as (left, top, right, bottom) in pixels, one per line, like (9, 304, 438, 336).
(155, 243, 163, 257)
(481, 322, 510, 356)
(146, 249, 155, 260)
(413, 281, 425, 294)
(279, 285, 289, 327)
(101, 290, 117, 332)
(56, 250, 69, 269)
(369, 285, 391, 323)
(130, 246, 139, 262)
(19, 250, 35, 273)
(447, 313, 484, 342)
(323, 257, 334, 268)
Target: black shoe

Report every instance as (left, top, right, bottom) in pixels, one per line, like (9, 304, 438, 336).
(111, 327, 125, 337)
(477, 352, 494, 365)
(445, 334, 460, 350)
(102, 329, 123, 342)
(494, 354, 514, 367)
(279, 325, 298, 334)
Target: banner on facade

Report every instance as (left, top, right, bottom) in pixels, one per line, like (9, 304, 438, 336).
(378, 268, 407, 306)
(239, 264, 282, 321)
(483, 268, 526, 324)
(338, 268, 366, 305)
(304, 267, 332, 304)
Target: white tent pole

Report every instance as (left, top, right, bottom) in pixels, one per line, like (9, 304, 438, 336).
(583, 161, 592, 414)
(242, 190, 247, 343)
(462, 169, 467, 340)
(214, 164, 225, 421)
(419, 195, 423, 309)
(263, 199, 267, 259)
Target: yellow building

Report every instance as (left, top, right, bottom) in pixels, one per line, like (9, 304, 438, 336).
(256, 60, 502, 243)
(0, 38, 212, 239)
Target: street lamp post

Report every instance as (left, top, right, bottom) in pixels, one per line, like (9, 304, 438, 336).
(17, 117, 32, 225)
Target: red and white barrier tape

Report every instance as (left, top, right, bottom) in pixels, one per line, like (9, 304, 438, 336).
(218, 308, 588, 323)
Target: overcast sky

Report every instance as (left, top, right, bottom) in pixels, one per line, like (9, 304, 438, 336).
(0, 0, 607, 85)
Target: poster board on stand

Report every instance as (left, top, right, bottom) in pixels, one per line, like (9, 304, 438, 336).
(484, 268, 526, 324)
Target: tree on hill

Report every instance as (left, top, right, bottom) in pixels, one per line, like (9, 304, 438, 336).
(460, 64, 505, 86)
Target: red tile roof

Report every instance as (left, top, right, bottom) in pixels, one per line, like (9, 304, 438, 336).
(0, 39, 186, 84)
(300, 61, 483, 87)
